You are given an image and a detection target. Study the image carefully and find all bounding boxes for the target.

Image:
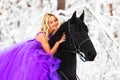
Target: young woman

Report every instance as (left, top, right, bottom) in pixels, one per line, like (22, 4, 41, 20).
(0, 13, 66, 80)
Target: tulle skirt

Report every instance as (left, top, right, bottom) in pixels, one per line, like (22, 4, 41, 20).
(0, 39, 61, 80)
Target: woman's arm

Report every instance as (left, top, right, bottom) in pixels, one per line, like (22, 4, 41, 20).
(36, 33, 65, 55)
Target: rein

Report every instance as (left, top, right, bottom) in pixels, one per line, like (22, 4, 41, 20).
(63, 21, 90, 62)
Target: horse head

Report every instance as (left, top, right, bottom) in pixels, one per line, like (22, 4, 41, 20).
(66, 11, 97, 61)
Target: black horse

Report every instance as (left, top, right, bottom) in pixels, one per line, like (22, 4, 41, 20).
(49, 11, 97, 80)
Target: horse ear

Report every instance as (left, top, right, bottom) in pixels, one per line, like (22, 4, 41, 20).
(70, 11, 76, 24)
(79, 10, 84, 21)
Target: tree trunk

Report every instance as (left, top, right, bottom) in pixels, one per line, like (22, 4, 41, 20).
(109, 3, 113, 16)
(57, 0, 65, 10)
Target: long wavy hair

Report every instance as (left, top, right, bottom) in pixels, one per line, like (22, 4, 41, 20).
(40, 13, 60, 40)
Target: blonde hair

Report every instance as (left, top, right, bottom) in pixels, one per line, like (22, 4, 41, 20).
(40, 13, 60, 40)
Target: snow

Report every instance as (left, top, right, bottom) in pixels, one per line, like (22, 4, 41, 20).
(0, 0, 120, 80)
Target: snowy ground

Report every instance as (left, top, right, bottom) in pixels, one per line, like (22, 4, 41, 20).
(0, 0, 120, 80)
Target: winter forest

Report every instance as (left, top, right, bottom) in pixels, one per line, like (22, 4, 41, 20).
(0, 0, 120, 80)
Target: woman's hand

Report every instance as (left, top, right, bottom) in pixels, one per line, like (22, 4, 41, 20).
(57, 33, 66, 44)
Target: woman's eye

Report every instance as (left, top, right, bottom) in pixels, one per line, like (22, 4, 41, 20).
(54, 19, 57, 22)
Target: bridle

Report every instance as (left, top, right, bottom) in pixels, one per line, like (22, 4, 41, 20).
(63, 20, 90, 62)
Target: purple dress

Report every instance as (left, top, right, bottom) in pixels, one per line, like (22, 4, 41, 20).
(0, 32, 61, 80)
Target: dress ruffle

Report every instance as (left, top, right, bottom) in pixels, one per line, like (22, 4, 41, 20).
(0, 39, 61, 80)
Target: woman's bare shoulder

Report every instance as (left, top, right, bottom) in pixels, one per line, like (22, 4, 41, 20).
(36, 32, 46, 42)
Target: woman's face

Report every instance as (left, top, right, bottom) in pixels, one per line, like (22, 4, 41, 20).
(48, 16, 58, 31)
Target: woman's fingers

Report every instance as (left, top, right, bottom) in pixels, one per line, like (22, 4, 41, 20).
(62, 33, 66, 41)
(58, 33, 66, 44)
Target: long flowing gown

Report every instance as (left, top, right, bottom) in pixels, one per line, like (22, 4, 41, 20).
(0, 32, 61, 80)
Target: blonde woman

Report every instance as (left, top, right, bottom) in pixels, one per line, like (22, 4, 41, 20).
(0, 13, 65, 80)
